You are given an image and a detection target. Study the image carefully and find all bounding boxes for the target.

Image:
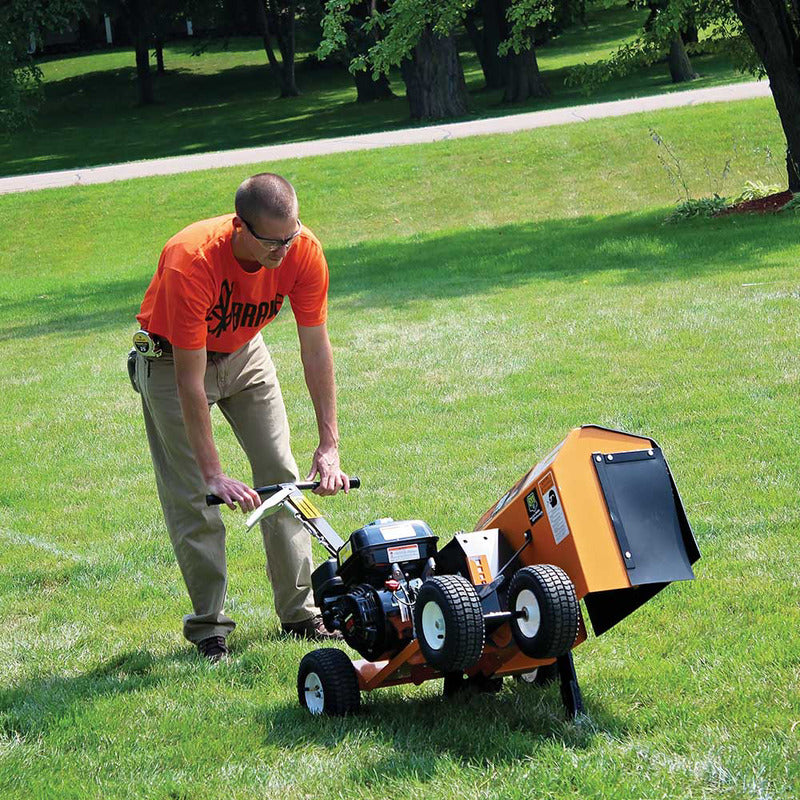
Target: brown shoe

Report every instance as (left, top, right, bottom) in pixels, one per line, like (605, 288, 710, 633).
(281, 614, 343, 641)
(196, 635, 229, 663)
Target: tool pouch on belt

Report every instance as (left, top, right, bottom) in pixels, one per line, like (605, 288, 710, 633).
(127, 348, 139, 394)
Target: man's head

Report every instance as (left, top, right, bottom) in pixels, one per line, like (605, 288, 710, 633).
(233, 173, 301, 268)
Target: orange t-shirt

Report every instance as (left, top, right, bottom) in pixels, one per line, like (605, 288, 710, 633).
(136, 214, 328, 353)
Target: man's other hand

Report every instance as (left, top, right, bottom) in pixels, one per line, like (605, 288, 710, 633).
(207, 474, 261, 512)
(306, 445, 348, 496)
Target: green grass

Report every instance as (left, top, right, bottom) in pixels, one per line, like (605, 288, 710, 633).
(1, 97, 798, 799)
(0, 2, 753, 177)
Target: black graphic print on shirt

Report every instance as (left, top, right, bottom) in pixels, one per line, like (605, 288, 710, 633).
(206, 280, 284, 338)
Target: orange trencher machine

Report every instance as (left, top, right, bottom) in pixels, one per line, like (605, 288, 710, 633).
(210, 425, 700, 717)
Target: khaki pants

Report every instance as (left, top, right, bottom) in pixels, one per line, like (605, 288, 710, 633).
(135, 334, 316, 643)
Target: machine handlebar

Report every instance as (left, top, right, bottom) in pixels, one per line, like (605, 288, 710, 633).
(206, 476, 361, 506)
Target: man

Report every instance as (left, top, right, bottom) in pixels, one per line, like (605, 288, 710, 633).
(132, 173, 347, 662)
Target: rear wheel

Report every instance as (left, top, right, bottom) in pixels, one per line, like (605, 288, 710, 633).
(508, 565, 578, 659)
(414, 575, 485, 672)
(297, 648, 360, 716)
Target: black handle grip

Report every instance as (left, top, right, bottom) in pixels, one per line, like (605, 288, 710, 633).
(206, 476, 361, 506)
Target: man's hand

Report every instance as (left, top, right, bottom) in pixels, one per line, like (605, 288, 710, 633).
(207, 473, 261, 512)
(306, 444, 349, 496)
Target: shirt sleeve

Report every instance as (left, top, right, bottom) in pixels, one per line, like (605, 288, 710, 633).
(147, 247, 215, 349)
(289, 238, 329, 327)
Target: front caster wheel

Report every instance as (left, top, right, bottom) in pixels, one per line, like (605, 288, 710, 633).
(297, 648, 360, 716)
(508, 565, 579, 659)
(414, 575, 485, 672)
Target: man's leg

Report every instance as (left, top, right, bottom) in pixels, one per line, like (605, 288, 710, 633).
(137, 353, 236, 644)
(216, 338, 317, 625)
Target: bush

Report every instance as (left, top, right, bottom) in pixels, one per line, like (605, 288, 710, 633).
(779, 194, 800, 213)
(665, 194, 731, 223)
(733, 180, 783, 205)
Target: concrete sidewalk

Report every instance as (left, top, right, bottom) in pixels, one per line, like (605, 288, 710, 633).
(0, 80, 771, 196)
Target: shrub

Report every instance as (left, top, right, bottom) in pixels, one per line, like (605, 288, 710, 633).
(665, 195, 731, 223)
(733, 180, 783, 205)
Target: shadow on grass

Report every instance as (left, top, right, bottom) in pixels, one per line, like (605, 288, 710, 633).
(0, 211, 792, 343)
(264, 674, 627, 778)
(0, 648, 195, 738)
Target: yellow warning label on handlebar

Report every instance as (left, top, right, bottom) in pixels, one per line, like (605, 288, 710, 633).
(291, 494, 321, 520)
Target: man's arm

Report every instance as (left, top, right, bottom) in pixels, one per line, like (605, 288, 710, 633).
(173, 346, 261, 512)
(297, 323, 349, 496)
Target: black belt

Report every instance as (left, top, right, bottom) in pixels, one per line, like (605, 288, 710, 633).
(154, 336, 228, 359)
(134, 330, 228, 359)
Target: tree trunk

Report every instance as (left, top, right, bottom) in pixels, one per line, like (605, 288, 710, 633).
(271, 1, 299, 97)
(347, 2, 394, 102)
(733, 0, 800, 192)
(353, 69, 394, 102)
(254, 1, 298, 97)
(667, 35, 697, 83)
(125, 0, 155, 105)
(503, 36, 550, 102)
(155, 38, 165, 74)
(400, 26, 469, 120)
(464, 2, 505, 90)
(134, 37, 154, 104)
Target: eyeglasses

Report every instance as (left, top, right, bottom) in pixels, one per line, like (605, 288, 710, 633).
(241, 218, 302, 251)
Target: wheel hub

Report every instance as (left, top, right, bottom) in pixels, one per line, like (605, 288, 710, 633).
(421, 601, 446, 650)
(515, 588, 541, 638)
(303, 671, 324, 714)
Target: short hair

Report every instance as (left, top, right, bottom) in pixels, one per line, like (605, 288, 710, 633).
(235, 173, 298, 222)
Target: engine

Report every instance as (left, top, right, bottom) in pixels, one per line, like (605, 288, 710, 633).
(311, 518, 438, 660)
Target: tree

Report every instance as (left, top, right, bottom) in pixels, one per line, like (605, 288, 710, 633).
(0, 0, 87, 131)
(566, 1, 699, 91)
(106, 0, 191, 104)
(252, 0, 300, 97)
(321, 1, 574, 116)
(400, 23, 468, 118)
(643, 1, 698, 83)
(336, 1, 395, 103)
(731, 0, 800, 191)
(568, 0, 800, 191)
(320, 0, 470, 119)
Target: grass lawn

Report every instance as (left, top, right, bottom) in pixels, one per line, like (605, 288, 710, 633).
(0, 2, 754, 178)
(0, 96, 798, 799)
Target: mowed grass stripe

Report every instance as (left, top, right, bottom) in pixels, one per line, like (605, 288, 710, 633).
(0, 97, 798, 799)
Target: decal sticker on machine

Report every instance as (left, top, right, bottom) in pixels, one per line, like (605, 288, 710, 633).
(338, 540, 353, 565)
(380, 523, 417, 540)
(524, 488, 543, 525)
(387, 544, 420, 563)
(538, 472, 570, 544)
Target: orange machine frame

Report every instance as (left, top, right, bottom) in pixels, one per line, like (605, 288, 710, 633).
(350, 425, 698, 691)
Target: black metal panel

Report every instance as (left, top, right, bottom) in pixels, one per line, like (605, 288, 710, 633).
(592, 447, 696, 585)
(583, 583, 669, 636)
(586, 446, 700, 636)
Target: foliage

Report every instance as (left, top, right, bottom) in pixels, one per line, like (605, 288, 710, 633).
(499, 1, 557, 56)
(566, 1, 761, 92)
(664, 193, 730, 221)
(779, 193, 800, 212)
(0, 0, 86, 131)
(319, 0, 562, 76)
(733, 180, 782, 204)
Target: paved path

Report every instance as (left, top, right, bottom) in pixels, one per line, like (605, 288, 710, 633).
(0, 80, 771, 196)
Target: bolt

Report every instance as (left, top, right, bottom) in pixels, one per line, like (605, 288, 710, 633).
(625, 551, 632, 559)
(607, 454, 614, 461)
